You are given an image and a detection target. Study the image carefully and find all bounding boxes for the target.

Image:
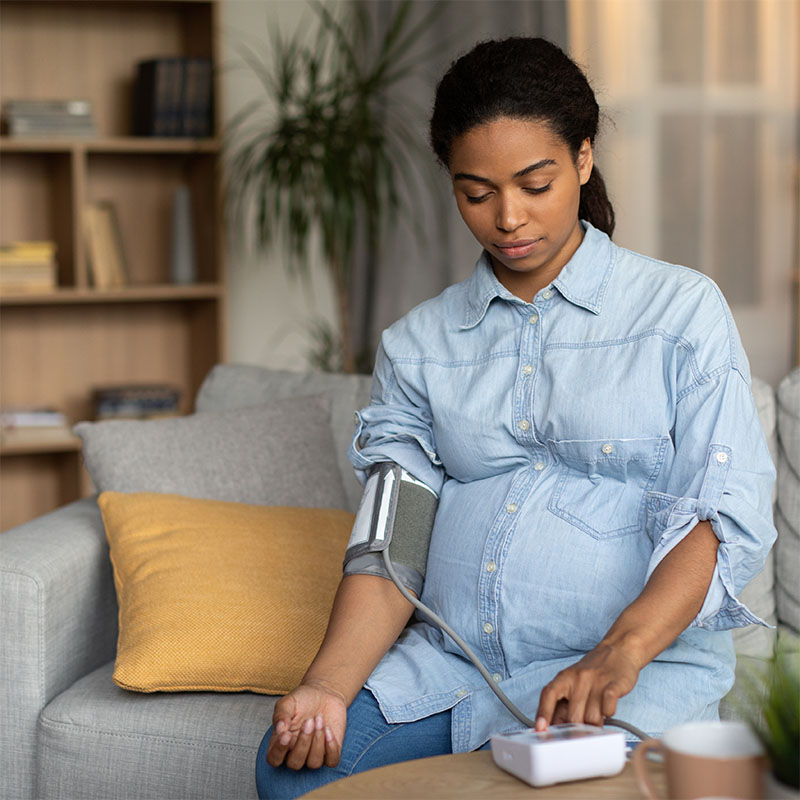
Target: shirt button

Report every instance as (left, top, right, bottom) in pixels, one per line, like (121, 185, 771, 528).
(533, 462, 545, 471)
(492, 673, 502, 682)
(716, 452, 728, 464)
(483, 622, 494, 634)
(528, 313, 539, 325)
(542, 289, 553, 300)
(518, 419, 530, 431)
(522, 364, 533, 376)
(456, 689, 468, 697)
(601, 443, 614, 454)
(353, 412, 359, 423)
(486, 560, 497, 572)
(506, 503, 518, 514)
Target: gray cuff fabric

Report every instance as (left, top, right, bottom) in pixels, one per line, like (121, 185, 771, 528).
(343, 552, 424, 597)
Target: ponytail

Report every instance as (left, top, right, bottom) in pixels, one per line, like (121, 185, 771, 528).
(580, 166, 615, 238)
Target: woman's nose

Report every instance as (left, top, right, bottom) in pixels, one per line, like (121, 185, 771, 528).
(495, 194, 527, 232)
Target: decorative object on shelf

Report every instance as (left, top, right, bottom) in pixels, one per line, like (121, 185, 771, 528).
(1, 99, 96, 137)
(225, 0, 440, 373)
(0, 407, 73, 446)
(133, 57, 213, 138)
(170, 185, 197, 285)
(0, 241, 57, 293)
(741, 635, 800, 797)
(92, 384, 182, 420)
(83, 201, 128, 289)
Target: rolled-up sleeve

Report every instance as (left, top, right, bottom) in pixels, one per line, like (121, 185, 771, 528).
(348, 342, 445, 494)
(646, 364, 777, 631)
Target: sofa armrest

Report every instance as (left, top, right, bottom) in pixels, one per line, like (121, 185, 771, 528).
(1, 497, 118, 800)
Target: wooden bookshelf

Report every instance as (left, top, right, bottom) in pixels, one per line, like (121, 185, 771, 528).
(0, 0, 227, 531)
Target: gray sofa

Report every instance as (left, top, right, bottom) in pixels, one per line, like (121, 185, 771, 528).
(2, 363, 798, 800)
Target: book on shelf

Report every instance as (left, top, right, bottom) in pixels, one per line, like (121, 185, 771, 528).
(93, 384, 182, 420)
(0, 240, 57, 293)
(2, 99, 96, 138)
(133, 57, 213, 138)
(83, 202, 128, 289)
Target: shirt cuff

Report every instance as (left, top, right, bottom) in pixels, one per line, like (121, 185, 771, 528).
(348, 410, 445, 493)
(647, 502, 769, 631)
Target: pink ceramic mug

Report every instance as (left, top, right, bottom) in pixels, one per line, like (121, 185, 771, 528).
(633, 720, 766, 800)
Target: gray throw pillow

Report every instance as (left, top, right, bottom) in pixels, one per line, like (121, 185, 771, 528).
(73, 395, 348, 510)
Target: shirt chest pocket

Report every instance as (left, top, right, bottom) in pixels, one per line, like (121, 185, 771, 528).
(547, 437, 669, 539)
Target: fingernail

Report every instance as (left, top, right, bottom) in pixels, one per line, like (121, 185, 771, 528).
(302, 718, 314, 735)
(280, 733, 291, 746)
(275, 720, 285, 735)
(315, 714, 324, 731)
(325, 726, 333, 742)
(535, 716, 547, 730)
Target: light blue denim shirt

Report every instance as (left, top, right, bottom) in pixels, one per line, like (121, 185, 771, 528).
(347, 222, 777, 752)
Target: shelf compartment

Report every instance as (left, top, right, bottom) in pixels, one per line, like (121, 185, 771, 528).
(0, 150, 77, 286)
(0, 1, 215, 139)
(0, 300, 222, 425)
(86, 151, 220, 285)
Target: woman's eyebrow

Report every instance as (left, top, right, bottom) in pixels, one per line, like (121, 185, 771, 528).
(453, 158, 557, 183)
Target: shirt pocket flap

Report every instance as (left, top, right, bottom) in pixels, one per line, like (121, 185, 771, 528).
(547, 436, 669, 539)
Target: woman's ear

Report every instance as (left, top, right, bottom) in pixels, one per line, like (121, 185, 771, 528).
(577, 138, 594, 186)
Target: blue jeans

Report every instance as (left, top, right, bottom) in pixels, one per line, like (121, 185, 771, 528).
(255, 689, 454, 799)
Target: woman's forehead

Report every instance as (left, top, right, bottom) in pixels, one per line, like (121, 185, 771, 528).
(449, 117, 569, 177)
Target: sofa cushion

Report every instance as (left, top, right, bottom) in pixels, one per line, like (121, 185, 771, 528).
(98, 491, 354, 694)
(38, 661, 276, 800)
(195, 364, 373, 512)
(74, 394, 348, 510)
(776, 368, 800, 634)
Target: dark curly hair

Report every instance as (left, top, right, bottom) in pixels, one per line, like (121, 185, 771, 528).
(430, 37, 615, 237)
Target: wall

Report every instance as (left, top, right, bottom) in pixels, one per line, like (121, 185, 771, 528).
(220, 0, 338, 371)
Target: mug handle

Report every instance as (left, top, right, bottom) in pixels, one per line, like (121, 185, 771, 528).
(632, 737, 666, 800)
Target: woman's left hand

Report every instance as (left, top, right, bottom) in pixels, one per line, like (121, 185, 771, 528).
(534, 643, 642, 730)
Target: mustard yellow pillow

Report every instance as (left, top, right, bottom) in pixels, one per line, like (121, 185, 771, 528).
(98, 491, 354, 694)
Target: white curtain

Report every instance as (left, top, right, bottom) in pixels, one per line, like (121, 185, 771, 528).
(568, 0, 799, 385)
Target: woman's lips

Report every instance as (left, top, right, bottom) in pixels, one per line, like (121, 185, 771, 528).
(494, 238, 543, 258)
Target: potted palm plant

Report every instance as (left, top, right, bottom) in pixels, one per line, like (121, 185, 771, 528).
(742, 635, 800, 798)
(225, 0, 441, 372)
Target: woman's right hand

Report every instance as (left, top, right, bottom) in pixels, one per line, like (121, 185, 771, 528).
(265, 680, 348, 770)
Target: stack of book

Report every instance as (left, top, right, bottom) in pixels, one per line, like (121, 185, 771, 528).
(0, 241, 57, 293)
(133, 57, 213, 137)
(0, 408, 74, 446)
(2, 99, 96, 137)
(93, 384, 182, 420)
(83, 202, 128, 289)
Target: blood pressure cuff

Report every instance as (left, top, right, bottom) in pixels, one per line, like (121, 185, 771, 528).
(342, 462, 438, 596)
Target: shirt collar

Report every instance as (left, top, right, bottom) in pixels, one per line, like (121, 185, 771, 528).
(460, 221, 616, 330)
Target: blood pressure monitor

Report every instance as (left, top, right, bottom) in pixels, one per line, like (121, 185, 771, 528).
(490, 724, 626, 787)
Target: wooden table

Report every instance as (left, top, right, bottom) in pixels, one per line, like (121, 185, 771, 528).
(302, 750, 665, 798)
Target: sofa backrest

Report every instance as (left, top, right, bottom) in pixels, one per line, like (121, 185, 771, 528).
(195, 364, 373, 512)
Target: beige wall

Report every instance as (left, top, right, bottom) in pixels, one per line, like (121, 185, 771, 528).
(220, 0, 338, 371)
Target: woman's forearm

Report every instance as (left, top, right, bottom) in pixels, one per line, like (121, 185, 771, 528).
(536, 520, 720, 727)
(599, 520, 720, 669)
(301, 573, 415, 706)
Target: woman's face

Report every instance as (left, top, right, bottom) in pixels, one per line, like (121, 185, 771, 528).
(449, 116, 593, 301)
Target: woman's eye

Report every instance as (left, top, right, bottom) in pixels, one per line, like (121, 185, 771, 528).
(524, 182, 553, 195)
